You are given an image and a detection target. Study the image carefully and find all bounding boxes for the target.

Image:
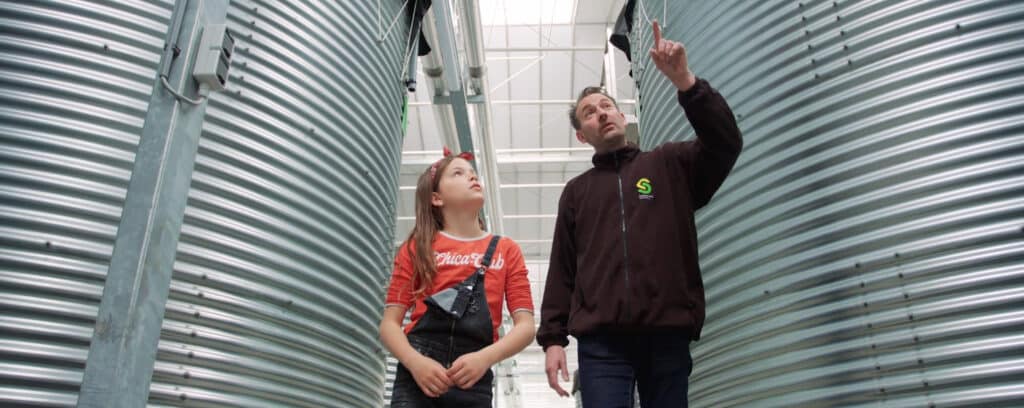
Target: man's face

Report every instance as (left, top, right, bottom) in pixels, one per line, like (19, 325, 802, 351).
(574, 93, 626, 152)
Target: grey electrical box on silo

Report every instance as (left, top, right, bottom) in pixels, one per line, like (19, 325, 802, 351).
(193, 23, 234, 91)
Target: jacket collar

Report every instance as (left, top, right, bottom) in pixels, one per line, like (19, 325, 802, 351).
(592, 143, 640, 169)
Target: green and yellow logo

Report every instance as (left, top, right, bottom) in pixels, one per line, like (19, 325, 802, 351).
(636, 177, 653, 199)
(636, 178, 653, 194)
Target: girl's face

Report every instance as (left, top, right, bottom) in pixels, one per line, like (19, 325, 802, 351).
(432, 158, 484, 209)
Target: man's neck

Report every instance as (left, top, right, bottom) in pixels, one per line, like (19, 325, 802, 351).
(594, 141, 630, 155)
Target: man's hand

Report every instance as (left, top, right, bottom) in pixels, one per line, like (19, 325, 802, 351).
(649, 20, 696, 92)
(544, 345, 571, 397)
(406, 354, 453, 398)
(447, 351, 492, 389)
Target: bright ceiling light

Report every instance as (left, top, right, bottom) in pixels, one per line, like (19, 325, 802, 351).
(480, 0, 575, 26)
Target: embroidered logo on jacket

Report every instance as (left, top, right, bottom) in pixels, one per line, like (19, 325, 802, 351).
(636, 178, 654, 200)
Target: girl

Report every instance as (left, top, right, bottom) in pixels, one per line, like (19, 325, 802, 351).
(380, 148, 536, 407)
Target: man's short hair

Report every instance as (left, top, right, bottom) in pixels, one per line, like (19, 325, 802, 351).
(569, 86, 619, 130)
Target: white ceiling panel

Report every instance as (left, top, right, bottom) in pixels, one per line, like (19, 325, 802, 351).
(540, 25, 573, 48)
(483, 25, 508, 47)
(507, 55, 542, 101)
(509, 105, 542, 148)
(487, 54, 512, 100)
(492, 104, 513, 149)
(507, 25, 540, 48)
(540, 51, 574, 100)
(573, 23, 609, 48)
(540, 106, 573, 149)
(571, 50, 604, 92)
(481, 0, 575, 26)
(573, 0, 623, 24)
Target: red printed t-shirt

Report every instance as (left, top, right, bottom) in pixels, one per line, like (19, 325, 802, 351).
(385, 232, 534, 342)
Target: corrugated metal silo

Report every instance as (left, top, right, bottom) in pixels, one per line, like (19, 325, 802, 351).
(0, 1, 174, 406)
(149, 1, 408, 407)
(630, 0, 1024, 406)
(1, 0, 410, 406)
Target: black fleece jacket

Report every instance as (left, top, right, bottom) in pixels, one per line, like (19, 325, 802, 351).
(537, 78, 743, 349)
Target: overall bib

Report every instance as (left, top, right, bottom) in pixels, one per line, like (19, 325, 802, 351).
(390, 236, 501, 407)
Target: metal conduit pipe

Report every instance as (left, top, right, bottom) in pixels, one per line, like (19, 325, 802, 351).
(459, 2, 518, 407)
(459, 0, 505, 236)
(420, 9, 460, 150)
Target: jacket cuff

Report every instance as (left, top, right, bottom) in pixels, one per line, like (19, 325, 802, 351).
(538, 335, 570, 351)
(676, 77, 709, 108)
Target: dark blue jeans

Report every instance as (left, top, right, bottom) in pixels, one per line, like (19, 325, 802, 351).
(578, 332, 693, 408)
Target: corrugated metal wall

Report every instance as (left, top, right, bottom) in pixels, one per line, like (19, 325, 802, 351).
(0, 1, 173, 406)
(631, 0, 1024, 406)
(1, 0, 409, 406)
(383, 313, 412, 407)
(149, 1, 408, 407)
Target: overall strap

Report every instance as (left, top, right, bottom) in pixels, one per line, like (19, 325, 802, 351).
(477, 235, 502, 275)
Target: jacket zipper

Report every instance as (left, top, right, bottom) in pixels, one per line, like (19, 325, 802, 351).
(615, 155, 631, 319)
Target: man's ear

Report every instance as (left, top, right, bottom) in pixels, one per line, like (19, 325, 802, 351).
(575, 129, 588, 145)
(431, 192, 443, 207)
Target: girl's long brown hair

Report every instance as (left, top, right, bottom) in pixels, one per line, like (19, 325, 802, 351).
(403, 156, 487, 298)
(404, 156, 454, 298)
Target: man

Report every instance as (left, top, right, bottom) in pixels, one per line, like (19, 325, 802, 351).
(536, 21, 743, 407)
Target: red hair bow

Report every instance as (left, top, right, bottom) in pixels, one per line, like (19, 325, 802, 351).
(430, 147, 474, 182)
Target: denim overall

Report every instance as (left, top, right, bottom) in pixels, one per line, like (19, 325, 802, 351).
(390, 236, 500, 407)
